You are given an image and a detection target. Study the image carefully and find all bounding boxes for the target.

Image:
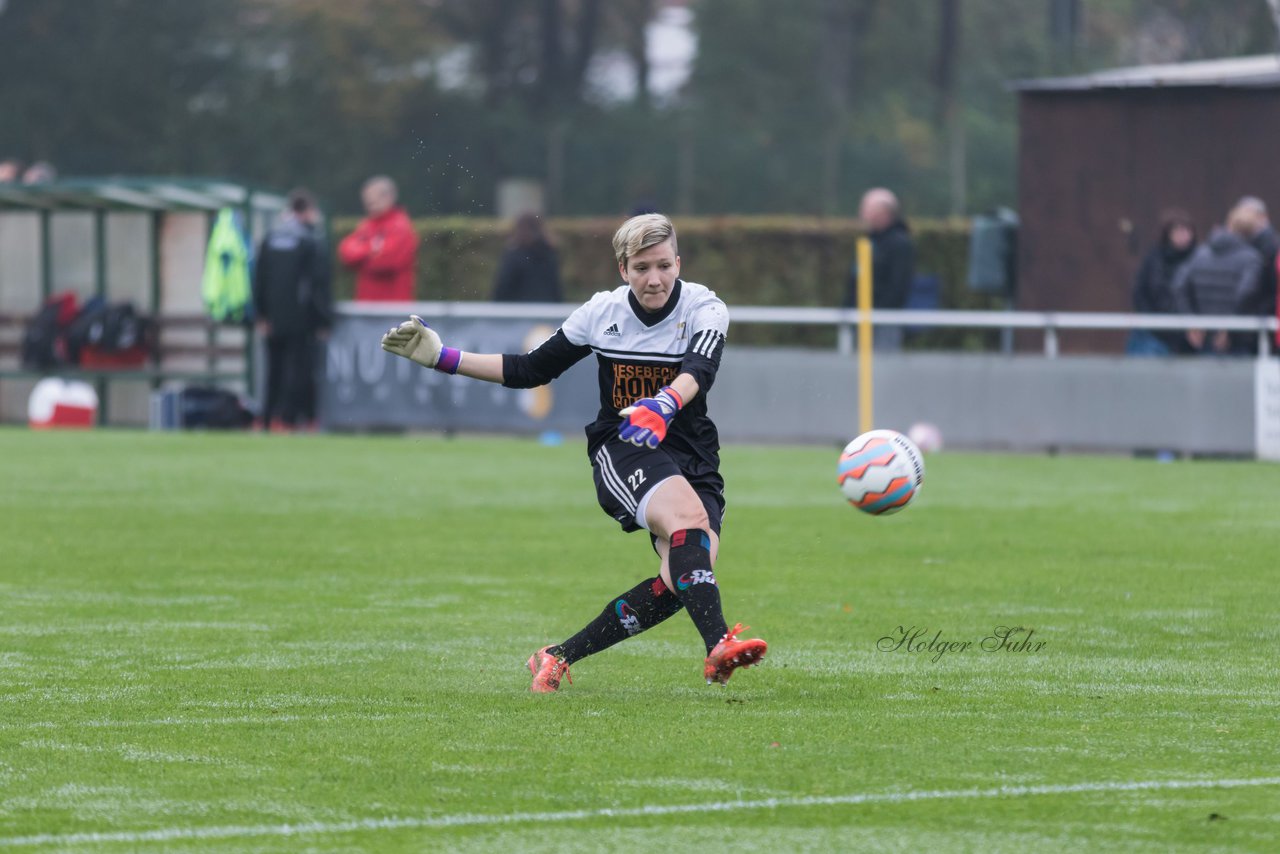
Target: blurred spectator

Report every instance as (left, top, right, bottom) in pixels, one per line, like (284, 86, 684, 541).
(253, 189, 332, 432)
(844, 187, 915, 350)
(21, 161, 57, 184)
(491, 213, 563, 303)
(1127, 208, 1196, 356)
(338, 175, 418, 301)
(1171, 206, 1262, 356)
(0, 158, 22, 183)
(1241, 197, 1280, 351)
(1232, 196, 1278, 342)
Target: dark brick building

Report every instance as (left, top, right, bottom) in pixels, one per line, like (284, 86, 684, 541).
(1013, 55, 1280, 352)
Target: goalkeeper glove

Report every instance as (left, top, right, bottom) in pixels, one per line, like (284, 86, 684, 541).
(618, 386, 683, 449)
(380, 315, 461, 374)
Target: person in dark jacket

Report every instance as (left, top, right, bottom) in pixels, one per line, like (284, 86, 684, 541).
(1171, 206, 1262, 356)
(1128, 209, 1197, 356)
(253, 189, 332, 431)
(491, 213, 563, 303)
(844, 188, 915, 350)
(1231, 196, 1278, 353)
(1233, 196, 1279, 317)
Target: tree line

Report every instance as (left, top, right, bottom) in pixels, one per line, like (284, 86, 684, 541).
(1, 0, 1272, 218)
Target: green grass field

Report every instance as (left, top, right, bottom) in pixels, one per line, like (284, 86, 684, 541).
(1, 428, 1277, 852)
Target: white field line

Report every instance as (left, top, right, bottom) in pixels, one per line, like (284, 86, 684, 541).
(0, 711, 413, 732)
(0, 776, 1277, 848)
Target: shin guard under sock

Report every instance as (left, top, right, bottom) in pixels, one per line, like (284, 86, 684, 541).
(549, 576, 684, 665)
(667, 528, 728, 653)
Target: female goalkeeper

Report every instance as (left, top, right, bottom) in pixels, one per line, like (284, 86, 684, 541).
(380, 214, 766, 692)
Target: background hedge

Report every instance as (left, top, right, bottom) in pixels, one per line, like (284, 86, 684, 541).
(331, 217, 1006, 348)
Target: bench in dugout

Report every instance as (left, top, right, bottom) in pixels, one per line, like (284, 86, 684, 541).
(0, 311, 251, 426)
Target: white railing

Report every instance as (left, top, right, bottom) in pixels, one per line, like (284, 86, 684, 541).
(339, 302, 1280, 358)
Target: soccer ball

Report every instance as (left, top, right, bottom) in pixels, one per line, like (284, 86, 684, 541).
(907, 421, 943, 453)
(837, 429, 925, 515)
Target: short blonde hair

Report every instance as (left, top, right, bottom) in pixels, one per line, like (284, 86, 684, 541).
(613, 213, 677, 268)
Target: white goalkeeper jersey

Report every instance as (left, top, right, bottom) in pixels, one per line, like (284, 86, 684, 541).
(502, 279, 728, 468)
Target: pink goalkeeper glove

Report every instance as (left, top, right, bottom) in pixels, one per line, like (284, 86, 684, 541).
(618, 386, 683, 449)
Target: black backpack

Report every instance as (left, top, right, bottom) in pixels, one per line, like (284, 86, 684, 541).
(62, 297, 107, 364)
(20, 295, 75, 369)
(63, 299, 154, 362)
(96, 303, 152, 351)
(179, 386, 254, 429)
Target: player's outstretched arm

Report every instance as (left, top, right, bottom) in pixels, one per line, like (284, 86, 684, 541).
(380, 315, 505, 383)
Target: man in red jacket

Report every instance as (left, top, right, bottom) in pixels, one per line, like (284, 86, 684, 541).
(338, 176, 418, 301)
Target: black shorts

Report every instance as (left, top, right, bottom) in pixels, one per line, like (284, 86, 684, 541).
(591, 437, 725, 536)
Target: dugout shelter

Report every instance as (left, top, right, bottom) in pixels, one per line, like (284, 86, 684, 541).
(0, 177, 285, 424)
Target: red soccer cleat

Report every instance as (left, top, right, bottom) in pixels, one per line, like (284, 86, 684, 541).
(527, 646, 572, 693)
(703, 623, 767, 685)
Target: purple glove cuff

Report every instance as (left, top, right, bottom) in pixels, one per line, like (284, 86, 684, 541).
(435, 347, 461, 375)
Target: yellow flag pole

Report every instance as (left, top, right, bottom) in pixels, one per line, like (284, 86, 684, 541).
(856, 235, 873, 434)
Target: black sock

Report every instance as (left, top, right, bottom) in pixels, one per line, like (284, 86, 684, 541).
(667, 528, 728, 653)
(548, 576, 685, 665)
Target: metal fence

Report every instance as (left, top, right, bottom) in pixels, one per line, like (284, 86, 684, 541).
(343, 301, 1279, 358)
(333, 302, 1280, 458)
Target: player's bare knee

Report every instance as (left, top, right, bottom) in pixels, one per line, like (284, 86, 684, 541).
(682, 507, 711, 533)
(648, 494, 706, 535)
(665, 505, 709, 538)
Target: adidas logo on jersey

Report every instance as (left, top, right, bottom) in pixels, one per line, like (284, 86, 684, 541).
(603, 323, 621, 337)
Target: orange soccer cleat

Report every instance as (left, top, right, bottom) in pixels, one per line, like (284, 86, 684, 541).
(527, 646, 572, 693)
(703, 623, 767, 685)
